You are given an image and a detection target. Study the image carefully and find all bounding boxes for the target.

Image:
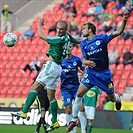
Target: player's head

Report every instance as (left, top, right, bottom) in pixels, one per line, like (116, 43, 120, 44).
(67, 43, 73, 55)
(82, 22, 96, 37)
(4, 4, 9, 10)
(56, 20, 68, 36)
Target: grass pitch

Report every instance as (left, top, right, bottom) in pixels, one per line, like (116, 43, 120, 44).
(1, 124, 132, 133)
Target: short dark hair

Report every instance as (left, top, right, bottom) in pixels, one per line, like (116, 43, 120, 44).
(83, 22, 96, 34)
(58, 20, 68, 29)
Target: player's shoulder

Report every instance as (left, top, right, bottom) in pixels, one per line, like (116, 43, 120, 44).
(80, 38, 87, 46)
(98, 33, 112, 38)
(72, 54, 81, 60)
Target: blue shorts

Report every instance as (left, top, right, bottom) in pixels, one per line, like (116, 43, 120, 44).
(61, 89, 78, 106)
(81, 68, 114, 94)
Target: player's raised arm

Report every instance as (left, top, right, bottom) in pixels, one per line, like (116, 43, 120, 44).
(112, 11, 130, 39)
(38, 18, 48, 40)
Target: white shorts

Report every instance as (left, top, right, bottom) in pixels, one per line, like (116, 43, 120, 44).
(85, 106, 95, 120)
(36, 61, 62, 90)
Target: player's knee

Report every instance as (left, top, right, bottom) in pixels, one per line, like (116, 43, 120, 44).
(66, 110, 72, 114)
(107, 95, 115, 102)
(76, 92, 83, 97)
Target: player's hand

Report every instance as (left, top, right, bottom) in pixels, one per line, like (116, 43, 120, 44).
(123, 11, 130, 22)
(96, 106, 100, 110)
(38, 18, 45, 26)
(88, 60, 96, 68)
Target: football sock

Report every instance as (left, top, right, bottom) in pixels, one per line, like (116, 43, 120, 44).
(50, 100, 58, 123)
(36, 117, 42, 131)
(36, 117, 46, 132)
(115, 93, 120, 103)
(73, 126, 77, 133)
(66, 114, 72, 125)
(22, 90, 37, 113)
(72, 96, 82, 121)
(87, 123, 93, 133)
(41, 117, 47, 131)
(78, 111, 87, 133)
(66, 114, 75, 133)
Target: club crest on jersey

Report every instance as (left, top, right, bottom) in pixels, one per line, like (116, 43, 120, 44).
(96, 40, 100, 45)
(73, 62, 77, 66)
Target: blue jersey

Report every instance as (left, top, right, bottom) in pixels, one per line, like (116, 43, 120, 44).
(80, 33, 113, 70)
(60, 55, 84, 91)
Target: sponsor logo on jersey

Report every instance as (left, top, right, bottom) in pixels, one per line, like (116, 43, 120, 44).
(86, 91, 95, 97)
(87, 48, 102, 56)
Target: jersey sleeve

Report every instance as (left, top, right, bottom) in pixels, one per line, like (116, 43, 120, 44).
(80, 40, 87, 58)
(101, 33, 113, 44)
(78, 58, 85, 71)
(46, 36, 65, 45)
(67, 33, 77, 43)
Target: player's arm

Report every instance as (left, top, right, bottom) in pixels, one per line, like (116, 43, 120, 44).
(76, 37, 84, 44)
(96, 94, 100, 110)
(82, 58, 96, 68)
(67, 32, 84, 43)
(38, 18, 48, 40)
(112, 11, 130, 39)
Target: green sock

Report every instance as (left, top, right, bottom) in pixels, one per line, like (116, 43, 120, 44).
(22, 90, 37, 113)
(87, 123, 93, 133)
(50, 100, 58, 123)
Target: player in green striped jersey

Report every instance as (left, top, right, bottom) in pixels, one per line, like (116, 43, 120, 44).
(11, 18, 83, 132)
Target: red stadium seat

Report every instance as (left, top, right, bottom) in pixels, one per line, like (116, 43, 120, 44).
(118, 79, 127, 89)
(121, 70, 130, 79)
(109, 64, 116, 71)
(113, 70, 122, 79)
(113, 79, 119, 88)
(128, 79, 133, 86)
(129, 73, 133, 79)
(125, 39, 132, 45)
(124, 64, 132, 70)
(116, 64, 124, 70)
(117, 88, 124, 95)
(117, 39, 125, 46)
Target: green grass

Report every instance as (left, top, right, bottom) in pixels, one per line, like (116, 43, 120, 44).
(0, 125, 132, 133)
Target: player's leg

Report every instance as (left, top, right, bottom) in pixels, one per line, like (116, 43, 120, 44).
(46, 88, 60, 131)
(107, 93, 121, 110)
(35, 92, 49, 133)
(78, 102, 87, 133)
(65, 105, 75, 133)
(35, 110, 46, 133)
(66, 84, 88, 132)
(85, 106, 95, 133)
(92, 69, 122, 111)
(61, 90, 75, 133)
(11, 81, 43, 118)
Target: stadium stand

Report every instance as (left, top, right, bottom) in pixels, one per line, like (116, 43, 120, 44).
(1, 0, 133, 108)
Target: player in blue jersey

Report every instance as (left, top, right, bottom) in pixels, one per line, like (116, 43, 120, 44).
(66, 11, 130, 132)
(61, 44, 87, 133)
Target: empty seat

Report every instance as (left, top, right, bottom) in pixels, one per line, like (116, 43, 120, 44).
(125, 64, 132, 70)
(116, 64, 124, 70)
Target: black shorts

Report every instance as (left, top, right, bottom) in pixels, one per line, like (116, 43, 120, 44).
(36, 91, 49, 112)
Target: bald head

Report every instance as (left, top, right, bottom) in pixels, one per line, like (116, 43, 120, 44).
(56, 20, 68, 36)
